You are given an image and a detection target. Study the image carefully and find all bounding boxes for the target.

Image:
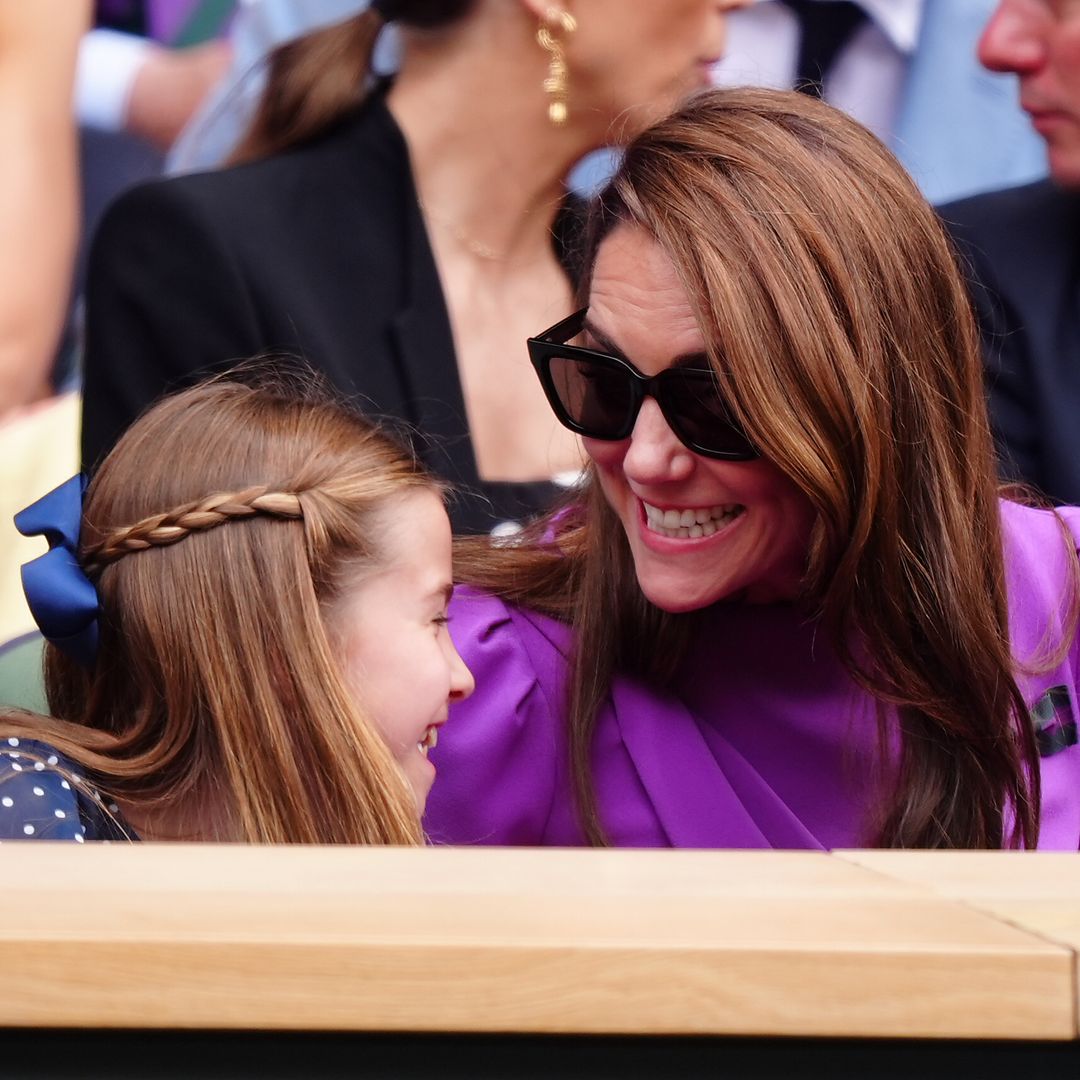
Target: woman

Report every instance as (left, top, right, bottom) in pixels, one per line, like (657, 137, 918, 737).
(82, 0, 746, 534)
(0, 377, 473, 842)
(426, 87, 1080, 850)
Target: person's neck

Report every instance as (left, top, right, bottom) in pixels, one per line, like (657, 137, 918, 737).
(385, 43, 602, 268)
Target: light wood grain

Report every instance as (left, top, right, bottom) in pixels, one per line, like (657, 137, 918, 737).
(0, 846, 1073, 1038)
(835, 850, 1080, 1030)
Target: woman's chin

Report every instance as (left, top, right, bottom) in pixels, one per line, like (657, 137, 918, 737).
(636, 577, 728, 615)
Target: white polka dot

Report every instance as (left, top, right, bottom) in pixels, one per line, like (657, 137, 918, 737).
(47, 756, 58, 766)
(11, 763, 22, 772)
(74, 833, 84, 844)
(54, 809, 66, 819)
(7, 737, 18, 747)
(80, 825, 86, 834)
(60, 780, 70, 790)
(32, 787, 44, 797)
(7, 752, 19, 759)
(108, 803, 119, 814)
(71, 775, 82, 785)
(22, 824, 34, 835)
(33, 762, 44, 772)
(1, 797, 11, 808)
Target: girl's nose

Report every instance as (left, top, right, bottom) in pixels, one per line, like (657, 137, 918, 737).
(447, 639, 475, 702)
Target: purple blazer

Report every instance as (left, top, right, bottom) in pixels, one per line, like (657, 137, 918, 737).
(425, 501, 1080, 849)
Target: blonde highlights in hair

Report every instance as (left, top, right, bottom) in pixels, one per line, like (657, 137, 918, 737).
(460, 88, 1050, 849)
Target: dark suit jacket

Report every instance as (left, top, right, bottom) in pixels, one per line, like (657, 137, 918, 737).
(83, 93, 575, 534)
(940, 180, 1080, 505)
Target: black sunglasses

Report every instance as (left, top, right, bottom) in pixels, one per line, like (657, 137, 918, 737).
(528, 310, 760, 461)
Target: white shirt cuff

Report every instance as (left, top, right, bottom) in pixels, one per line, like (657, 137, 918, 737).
(75, 29, 153, 132)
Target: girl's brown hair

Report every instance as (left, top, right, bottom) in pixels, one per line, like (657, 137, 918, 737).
(3, 376, 436, 844)
(459, 86, 1053, 850)
(231, 0, 474, 163)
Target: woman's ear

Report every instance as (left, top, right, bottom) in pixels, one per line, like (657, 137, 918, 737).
(515, 0, 578, 27)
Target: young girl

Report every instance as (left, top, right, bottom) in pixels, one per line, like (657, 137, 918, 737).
(1, 377, 473, 843)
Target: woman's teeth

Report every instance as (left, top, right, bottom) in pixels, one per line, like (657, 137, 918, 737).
(643, 502, 744, 539)
(418, 726, 438, 756)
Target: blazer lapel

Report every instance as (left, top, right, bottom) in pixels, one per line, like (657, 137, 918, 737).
(373, 97, 565, 533)
(380, 113, 482, 502)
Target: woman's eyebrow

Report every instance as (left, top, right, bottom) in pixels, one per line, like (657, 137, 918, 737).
(581, 318, 711, 369)
(581, 317, 628, 360)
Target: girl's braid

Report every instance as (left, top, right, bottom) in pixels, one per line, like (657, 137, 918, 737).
(84, 486, 304, 568)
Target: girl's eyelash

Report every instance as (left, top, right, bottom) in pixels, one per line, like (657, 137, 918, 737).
(433, 615, 451, 626)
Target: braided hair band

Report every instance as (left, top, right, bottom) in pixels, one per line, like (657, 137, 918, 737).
(84, 486, 304, 568)
(16, 477, 305, 666)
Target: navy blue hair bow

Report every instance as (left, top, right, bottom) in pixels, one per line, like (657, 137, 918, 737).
(14, 474, 99, 667)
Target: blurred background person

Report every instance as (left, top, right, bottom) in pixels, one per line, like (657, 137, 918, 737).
(0, 2, 90, 659)
(82, 1, 749, 535)
(941, 0, 1080, 506)
(68, 1, 234, 391)
(0, 0, 90, 418)
(0, 1, 231, 656)
(169, 0, 370, 173)
(710, 0, 1047, 204)
(80, 1, 233, 155)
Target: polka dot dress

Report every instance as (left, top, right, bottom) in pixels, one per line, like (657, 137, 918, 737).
(0, 739, 133, 842)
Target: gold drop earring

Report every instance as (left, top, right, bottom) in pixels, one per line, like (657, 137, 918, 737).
(537, 8, 577, 126)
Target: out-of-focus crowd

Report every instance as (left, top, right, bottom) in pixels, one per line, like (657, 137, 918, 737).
(0, 1, 1073, 638)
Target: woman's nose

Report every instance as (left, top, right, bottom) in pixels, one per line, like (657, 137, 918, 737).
(621, 397, 695, 485)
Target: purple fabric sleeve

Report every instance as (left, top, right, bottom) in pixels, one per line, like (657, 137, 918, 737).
(1001, 501, 1080, 849)
(426, 503, 1080, 850)
(424, 588, 568, 845)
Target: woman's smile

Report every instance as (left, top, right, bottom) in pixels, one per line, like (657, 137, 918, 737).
(639, 498, 746, 543)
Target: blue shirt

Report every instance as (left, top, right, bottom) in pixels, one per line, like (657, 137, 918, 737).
(0, 738, 135, 842)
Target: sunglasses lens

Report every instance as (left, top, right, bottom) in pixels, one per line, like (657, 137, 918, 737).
(662, 369, 758, 458)
(547, 356, 636, 438)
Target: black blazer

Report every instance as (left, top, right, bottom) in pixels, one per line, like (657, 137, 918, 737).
(83, 94, 576, 534)
(940, 180, 1080, 505)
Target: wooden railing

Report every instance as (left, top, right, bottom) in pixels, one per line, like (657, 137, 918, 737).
(0, 846, 1077, 1040)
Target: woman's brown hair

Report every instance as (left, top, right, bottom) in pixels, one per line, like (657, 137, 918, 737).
(459, 86, 1057, 850)
(231, 0, 474, 163)
(2, 376, 436, 844)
